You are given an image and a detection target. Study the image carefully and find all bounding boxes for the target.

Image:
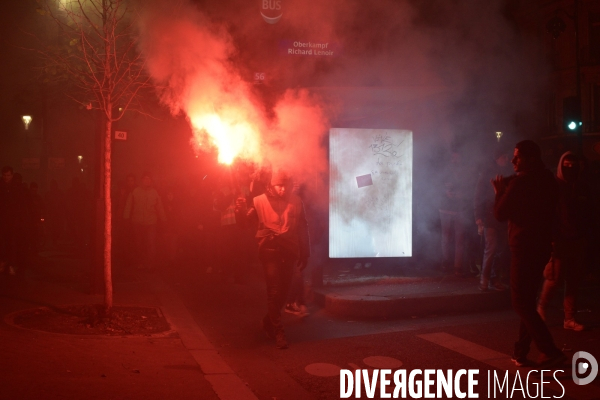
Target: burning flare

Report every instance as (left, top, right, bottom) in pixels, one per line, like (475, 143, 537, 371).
(138, 0, 328, 176)
(190, 113, 260, 165)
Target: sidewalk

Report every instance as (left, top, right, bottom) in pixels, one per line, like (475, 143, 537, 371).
(312, 267, 511, 319)
(0, 250, 256, 400)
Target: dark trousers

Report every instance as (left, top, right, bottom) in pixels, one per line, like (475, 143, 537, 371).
(439, 210, 466, 273)
(510, 245, 561, 359)
(480, 227, 509, 284)
(261, 248, 295, 335)
(287, 266, 306, 306)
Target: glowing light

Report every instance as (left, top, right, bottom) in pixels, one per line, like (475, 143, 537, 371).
(77, 155, 83, 163)
(190, 113, 259, 165)
(495, 131, 503, 142)
(22, 115, 32, 130)
(568, 121, 577, 130)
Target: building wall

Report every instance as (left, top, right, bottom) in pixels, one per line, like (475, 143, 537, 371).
(516, 0, 600, 161)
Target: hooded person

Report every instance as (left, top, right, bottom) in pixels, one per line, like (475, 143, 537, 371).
(492, 140, 565, 368)
(245, 168, 310, 349)
(123, 172, 166, 270)
(537, 151, 591, 331)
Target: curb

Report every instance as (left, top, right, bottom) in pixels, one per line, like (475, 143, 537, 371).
(3, 305, 177, 339)
(312, 289, 511, 319)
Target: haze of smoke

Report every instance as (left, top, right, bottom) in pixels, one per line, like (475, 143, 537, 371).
(136, 0, 547, 263)
(136, 0, 329, 192)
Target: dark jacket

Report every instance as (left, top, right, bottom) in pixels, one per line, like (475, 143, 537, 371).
(494, 164, 558, 248)
(555, 151, 592, 240)
(474, 160, 512, 228)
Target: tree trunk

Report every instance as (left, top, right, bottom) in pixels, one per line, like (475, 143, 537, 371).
(90, 110, 105, 295)
(104, 109, 113, 311)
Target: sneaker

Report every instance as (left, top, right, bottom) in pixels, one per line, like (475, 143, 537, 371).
(511, 355, 532, 367)
(563, 319, 585, 332)
(297, 304, 309, 318)
(538, 352, 567, 369)
(275, 332, 288, 349)
(262, 316, 275, 339)
(284, 303, 301, 315)
(7, 266, 16, 276)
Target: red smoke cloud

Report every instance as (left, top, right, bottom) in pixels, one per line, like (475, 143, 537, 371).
(137, 0, 329, 185)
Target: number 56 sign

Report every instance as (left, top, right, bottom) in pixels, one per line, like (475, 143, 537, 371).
(254, 72, 266, 84)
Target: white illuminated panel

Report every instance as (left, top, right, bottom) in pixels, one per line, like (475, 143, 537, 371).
(329, 128, 412, 258)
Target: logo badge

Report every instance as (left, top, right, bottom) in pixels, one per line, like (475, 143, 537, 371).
(572, 351, 598, 385)
(261, 0, 282, 24)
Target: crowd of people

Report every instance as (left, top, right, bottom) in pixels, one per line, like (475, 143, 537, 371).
(0, 167, 92, 275)
(2, 138, 599, 353)
(113, 166, 311, 349)
(0, 162, 312, 348)
(440, 139, 599, 367)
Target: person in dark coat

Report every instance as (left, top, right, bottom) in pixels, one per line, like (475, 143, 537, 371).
(493, 140, 565, 368)
(537, 151, 591, 331)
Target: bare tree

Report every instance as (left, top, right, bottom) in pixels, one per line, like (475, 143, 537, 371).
(34, 0, 152, 312)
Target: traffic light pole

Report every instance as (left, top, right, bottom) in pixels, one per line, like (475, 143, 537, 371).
(574, 0, 583, 158)
(548, 0, 584, 157)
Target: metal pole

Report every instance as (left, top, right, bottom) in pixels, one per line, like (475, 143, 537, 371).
(575, 0, 583, 157)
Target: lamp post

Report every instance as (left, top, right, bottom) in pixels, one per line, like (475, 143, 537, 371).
(22, 114, 48, 189)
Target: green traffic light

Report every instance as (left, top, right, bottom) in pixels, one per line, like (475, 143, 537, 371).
(568, 121, 577, 130)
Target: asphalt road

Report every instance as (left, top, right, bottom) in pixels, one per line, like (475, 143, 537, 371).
(167, 266, 600, 400)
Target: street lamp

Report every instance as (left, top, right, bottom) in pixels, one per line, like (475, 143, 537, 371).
(495, 131, 503, 142)
(22, 115, 32, 130)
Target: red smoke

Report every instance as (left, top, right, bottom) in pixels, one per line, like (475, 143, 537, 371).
(137, 0, 329, 184)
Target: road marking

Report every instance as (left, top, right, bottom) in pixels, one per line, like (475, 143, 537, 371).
(305, 363, 342, 377)
(348, 363, 361, 370)
(418, 332, 600, 400)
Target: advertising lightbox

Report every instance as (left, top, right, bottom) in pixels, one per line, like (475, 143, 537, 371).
(329, 128, 412, 258)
